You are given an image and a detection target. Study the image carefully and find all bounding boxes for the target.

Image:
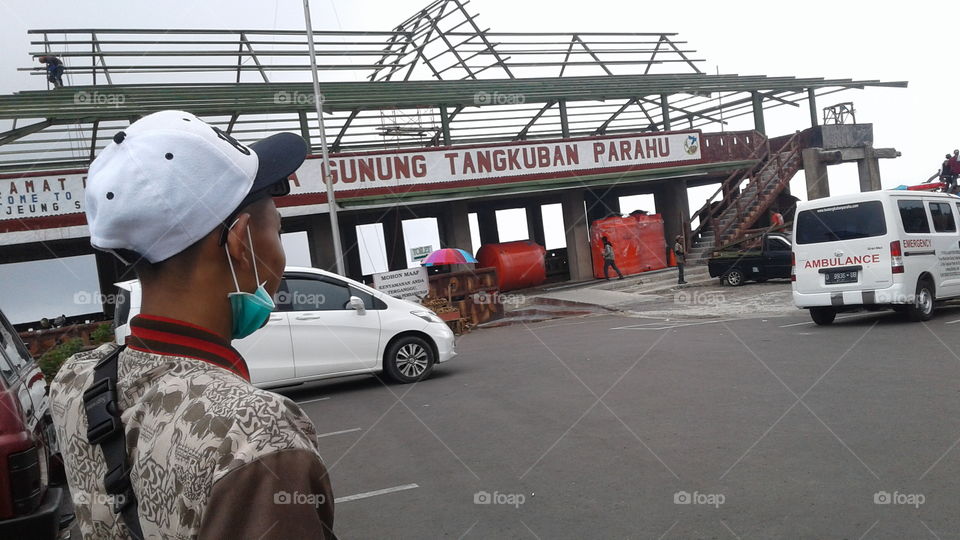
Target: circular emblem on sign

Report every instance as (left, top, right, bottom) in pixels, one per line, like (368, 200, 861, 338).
(684, 135, 699, 155)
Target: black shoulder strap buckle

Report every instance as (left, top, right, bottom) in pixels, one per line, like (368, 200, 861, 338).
(82, 345, 145, 540)
(83, 375, 121, 445)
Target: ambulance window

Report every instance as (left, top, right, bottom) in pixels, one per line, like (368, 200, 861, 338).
(897, 200, 930, 234)
(930, 202, 956, 233)
(796, 201, 886, 244)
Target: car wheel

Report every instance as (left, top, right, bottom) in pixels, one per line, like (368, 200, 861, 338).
(907, 279, 935, 322)
(810, 307, 836, 326)
(724, 269, 744, 287)
(384, 336, 435, 383)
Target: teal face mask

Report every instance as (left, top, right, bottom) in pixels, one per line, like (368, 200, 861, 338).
(225, 223, 276, 340)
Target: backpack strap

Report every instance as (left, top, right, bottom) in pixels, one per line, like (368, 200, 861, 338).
(82, 345, 144, 540)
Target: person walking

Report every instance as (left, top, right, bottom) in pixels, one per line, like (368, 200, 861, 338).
(674, 234, 688, 285)
(38, 55, 65, 88)
(601, 236, 624, 280)
(50, 111, 336, 539)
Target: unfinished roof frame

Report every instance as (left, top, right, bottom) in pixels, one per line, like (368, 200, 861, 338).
(0, 0, 905, 172)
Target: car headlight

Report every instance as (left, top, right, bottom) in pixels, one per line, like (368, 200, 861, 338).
(411, 310, 444, 324)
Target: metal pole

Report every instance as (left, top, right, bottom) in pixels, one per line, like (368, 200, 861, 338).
(303, 0, 345, 275)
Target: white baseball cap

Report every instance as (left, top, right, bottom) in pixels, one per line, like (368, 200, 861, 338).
(85, 110, 307, 264)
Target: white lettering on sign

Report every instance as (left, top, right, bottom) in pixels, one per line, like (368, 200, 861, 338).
(1, 174, 86, 219)
(372, 267, 429, 301)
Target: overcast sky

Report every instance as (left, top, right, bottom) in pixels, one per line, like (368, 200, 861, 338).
(1, 0, 956, 323)
(1, 0, 952, 186)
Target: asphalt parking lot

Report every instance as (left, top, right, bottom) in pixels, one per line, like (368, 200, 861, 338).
(279, 281, 960, 539)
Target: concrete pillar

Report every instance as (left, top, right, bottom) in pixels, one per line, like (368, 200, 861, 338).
(807, 88, 819, 127)
(306, 213, 338, 272)
(802, 148, 831, 200)
(585, 188, 621, 223)
(476, 205, 499, 245)
(857, 145, 882, 192)
(751, 91, 766, 135)
(653, 179, 690, 247)
(558, 99, 570, 138)
(439, 200, 473, 253)
(339, 214, 362, 280)
(381, 210, 409, 272)
(562, 190, 594, 281)
(525, 203, 546, 246)
(439, 105, 451, 146)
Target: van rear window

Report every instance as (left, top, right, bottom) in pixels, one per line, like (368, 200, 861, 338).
(898, 200, 930, 233)
(796, 201, 886, 245)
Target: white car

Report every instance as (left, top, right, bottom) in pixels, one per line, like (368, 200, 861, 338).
(793, 190, 960, 324)
(113, 266, 456, 387)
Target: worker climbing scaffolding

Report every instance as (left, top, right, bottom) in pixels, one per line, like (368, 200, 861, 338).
(37, 55, 65, 88)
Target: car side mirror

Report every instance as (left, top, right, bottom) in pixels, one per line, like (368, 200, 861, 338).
(349, 296, 366, 315)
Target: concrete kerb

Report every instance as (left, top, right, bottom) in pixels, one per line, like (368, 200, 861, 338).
(488, 264, 717, 321)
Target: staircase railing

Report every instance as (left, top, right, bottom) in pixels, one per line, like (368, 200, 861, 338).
(709, 130, 803, 250)
(688, 134, 770, 244)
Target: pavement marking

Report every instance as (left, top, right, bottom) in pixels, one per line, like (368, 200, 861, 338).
(610, 318, 736, 331)
(296, 397, 331, 405)
(945, 319, 960, 325)
(316, 427, 362, 439)
(335, 483, 419, 503)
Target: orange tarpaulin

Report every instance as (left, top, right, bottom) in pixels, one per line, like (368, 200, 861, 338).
(590, 214, 668, 279)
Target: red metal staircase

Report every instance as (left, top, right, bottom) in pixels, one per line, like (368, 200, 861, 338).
(687, 131, 804, 263)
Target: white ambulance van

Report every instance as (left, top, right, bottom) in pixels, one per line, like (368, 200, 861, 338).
(793, 190, 960, 325)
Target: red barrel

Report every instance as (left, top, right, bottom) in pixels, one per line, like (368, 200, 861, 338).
(476, 240, 547, 292)
(591, 214, 667, 278)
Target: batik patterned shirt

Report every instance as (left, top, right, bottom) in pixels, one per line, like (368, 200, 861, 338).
(50, 314, 336, 539)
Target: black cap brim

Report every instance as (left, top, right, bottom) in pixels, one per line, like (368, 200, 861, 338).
(242, 132, 308, 207)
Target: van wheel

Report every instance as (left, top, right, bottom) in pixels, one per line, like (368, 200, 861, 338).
(907, 280, 935, 322)
(810, 307, 836, 326)
(384, 336, 435, 383)
(724, 269, 744, 287)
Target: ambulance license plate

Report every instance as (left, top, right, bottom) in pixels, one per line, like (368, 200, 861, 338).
(825, 270, 858, 284)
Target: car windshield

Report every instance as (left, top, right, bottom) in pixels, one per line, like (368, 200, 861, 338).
(795, 201, 886, 244)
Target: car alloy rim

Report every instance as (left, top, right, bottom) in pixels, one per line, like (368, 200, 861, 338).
(397, 343, 428, 377)
(918, 289, 932, 314)
(729, 272, 741, 285)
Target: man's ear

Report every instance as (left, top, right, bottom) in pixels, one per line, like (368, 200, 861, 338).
(225, 213, 253, 271)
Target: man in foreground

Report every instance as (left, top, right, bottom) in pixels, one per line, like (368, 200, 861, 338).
(50, 111, 336, 538)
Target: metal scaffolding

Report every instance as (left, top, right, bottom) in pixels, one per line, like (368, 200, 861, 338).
(0, 0, 906, 172)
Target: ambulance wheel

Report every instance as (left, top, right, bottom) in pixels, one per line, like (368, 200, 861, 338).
(907, 279, 935, 322)
(810, 307, 836, 326)
(724, 269, 744, 287)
